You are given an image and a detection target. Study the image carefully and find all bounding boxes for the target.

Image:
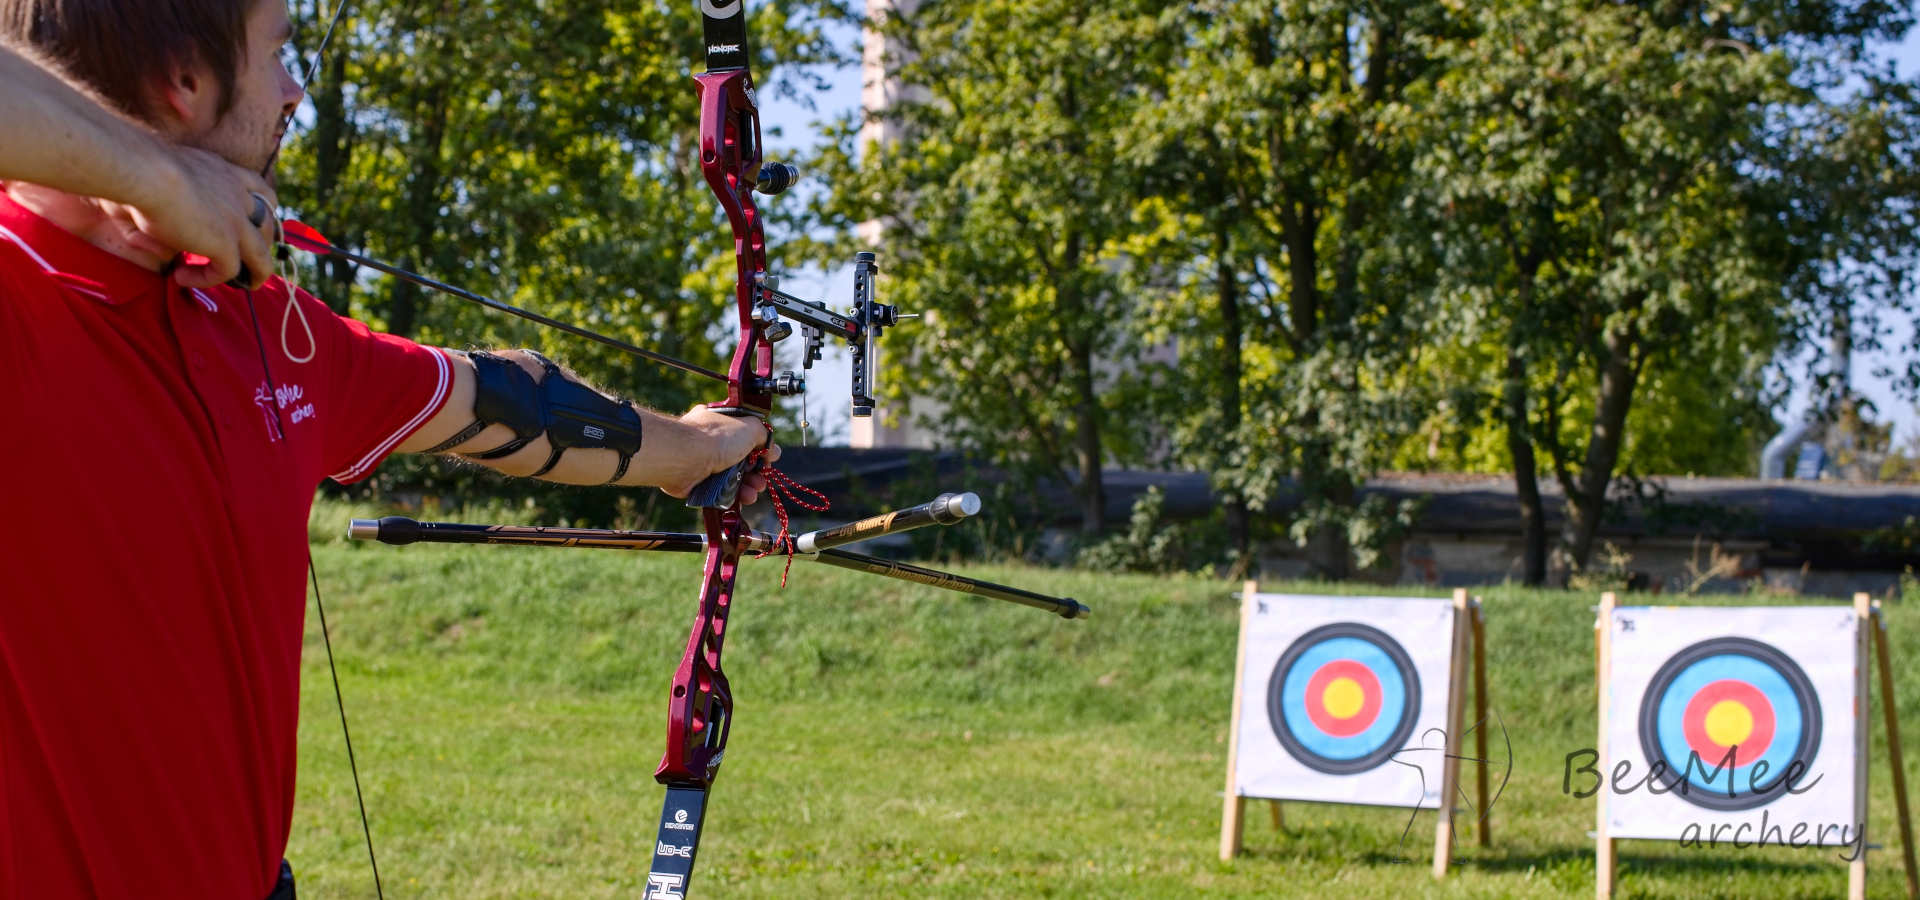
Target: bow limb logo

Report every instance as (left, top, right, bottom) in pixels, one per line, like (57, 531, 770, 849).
(645, 872, 686, 900)
(675, 809, 688, 824)
(699, 0, 739, 18)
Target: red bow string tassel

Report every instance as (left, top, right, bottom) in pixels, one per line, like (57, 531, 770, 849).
(747, 448, 828, 586)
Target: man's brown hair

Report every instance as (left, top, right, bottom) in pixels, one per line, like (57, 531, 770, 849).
(0, 0, 253, 121)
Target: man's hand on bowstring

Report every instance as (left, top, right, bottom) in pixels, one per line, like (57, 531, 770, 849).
(127, 144, 279, 290)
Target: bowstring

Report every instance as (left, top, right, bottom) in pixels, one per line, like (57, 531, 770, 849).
(241, 284, 386, 900)
(308, 560, 386, 899)
(266, 3, 386, 896)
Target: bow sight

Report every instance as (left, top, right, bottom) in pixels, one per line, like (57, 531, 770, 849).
(748, 249, 908, 419)
(738, 160, 906, 418)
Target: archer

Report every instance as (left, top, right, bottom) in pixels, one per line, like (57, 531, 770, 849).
(0, 1, 778, 897)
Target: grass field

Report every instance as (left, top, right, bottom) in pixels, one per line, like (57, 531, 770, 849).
(289, 500, 1920, 898)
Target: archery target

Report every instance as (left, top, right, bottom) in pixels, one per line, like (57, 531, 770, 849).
(1233, 595, 1457, 809)
(1605, 606, 1859, 844)
(1636, 637, 1821, 811)
(1268, 623, 1422, 775)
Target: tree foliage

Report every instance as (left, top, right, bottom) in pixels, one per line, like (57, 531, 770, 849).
(278, 0, 1920, 577)
(1411, 0, 1920, 582)
(278, 0, 843, 420)
(810, 0, 1170, 534)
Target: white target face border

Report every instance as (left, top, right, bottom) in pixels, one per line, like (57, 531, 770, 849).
(1231, 594, 1459, 810)
(1604, 605, 1859, 844)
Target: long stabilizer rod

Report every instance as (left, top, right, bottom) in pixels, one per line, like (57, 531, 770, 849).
(346, 513, 1088, 619)
(346, 491, 978, 556)
(347, 516, 717, 553)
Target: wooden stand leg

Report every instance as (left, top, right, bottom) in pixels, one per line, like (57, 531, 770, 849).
(1433, 589, 1470, 878)
(1872, 603, 1920, 900)
(1269, 800, 1284, 831)
(1220, 794, 1245, 861)
(1597, 592, 1617, 900)
(1219, 581, 1258, 861)
(1853, 593, 1873, 900)
(1473, 599, 1492, 848)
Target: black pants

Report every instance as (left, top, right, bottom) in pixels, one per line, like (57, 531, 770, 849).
(264, 860, 296, 900)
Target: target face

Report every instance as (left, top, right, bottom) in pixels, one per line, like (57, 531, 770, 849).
(1266, 623, 1421, 775)
(1637, 636, 1822, 811)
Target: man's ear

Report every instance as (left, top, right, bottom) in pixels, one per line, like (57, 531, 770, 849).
(153, 59, 212, 130)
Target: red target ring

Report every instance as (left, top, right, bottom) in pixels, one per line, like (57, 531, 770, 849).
(1302, 659, 1383, 737)
(1680, 678, 1776, 764)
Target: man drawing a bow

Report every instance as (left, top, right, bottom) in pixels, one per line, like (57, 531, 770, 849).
(0, 1, 777, 896)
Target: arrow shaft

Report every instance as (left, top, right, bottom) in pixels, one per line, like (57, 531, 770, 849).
(311, 241, 729, 383)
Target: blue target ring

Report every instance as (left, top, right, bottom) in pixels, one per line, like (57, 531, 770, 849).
(1637, 636, 1821, 811)
(1266, 623, 1421, 775)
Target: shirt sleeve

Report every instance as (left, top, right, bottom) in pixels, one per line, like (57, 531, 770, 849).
(282, 283, 453, 484)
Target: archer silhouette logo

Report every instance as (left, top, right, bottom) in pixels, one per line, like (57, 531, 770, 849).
(644, 872, 685, 900)
(252, 385, 284, 442)
(1384, 710, 1514, 861)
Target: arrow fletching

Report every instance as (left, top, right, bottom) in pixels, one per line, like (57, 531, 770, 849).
(282, 219, 333, 255)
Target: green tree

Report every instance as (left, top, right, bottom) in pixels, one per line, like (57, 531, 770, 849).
(811, 0, 1167, 535)
(1413, 0, 1919, 583)
(279, 0, 843, 420)
(1122, 0, 1452, 575)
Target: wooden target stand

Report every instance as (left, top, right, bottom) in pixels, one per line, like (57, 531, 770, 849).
(1220, 585, 1495, 877)
(1593, 592, 1920, 900)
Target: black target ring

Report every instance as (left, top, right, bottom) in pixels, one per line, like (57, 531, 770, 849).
(1636, 636, 1822, 812)
(1265, 622, 1422, 775)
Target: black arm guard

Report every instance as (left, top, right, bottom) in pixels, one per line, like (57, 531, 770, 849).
(425, 350, 644, 484)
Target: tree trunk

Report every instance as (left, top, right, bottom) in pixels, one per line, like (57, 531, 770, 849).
(1563, 315, 1642, 569)
(1503, 346, 1547, 585)
(1306, 469, 1355, 580)
(1070, 337, 1105, 535)
(308, 43, 353, 314)
(388, 81, 450, 339)
(1214, 219, 1249, 560)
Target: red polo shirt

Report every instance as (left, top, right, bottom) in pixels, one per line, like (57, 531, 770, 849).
(0, 192, 452, 899)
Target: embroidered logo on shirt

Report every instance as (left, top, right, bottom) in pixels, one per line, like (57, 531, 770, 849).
(252, 386, 285, 442)
(252, 381, 317, 442)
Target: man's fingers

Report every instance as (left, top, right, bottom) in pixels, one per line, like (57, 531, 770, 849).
(238, 187, 279, 289)
(170, 255, 241, 290)
(171, 264, 223, 290)
(237, 233, 274, 289)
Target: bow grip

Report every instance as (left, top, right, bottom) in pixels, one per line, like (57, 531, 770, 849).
(684, 407, 770, 510)
(685, 457, 753, 509)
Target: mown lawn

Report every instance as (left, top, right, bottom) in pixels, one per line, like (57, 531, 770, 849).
(289, 501, 1920, 898)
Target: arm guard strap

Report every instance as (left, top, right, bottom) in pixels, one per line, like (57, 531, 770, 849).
(425, 350, 644, 484)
